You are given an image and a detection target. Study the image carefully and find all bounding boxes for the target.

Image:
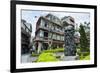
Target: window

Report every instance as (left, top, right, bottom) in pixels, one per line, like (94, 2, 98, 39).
(58, 35, 61, 40)
(52, 25, 54, 30)
(56, 26, 60, 31)
(40, 30, 43, 37)
(48, 23, 51, 28)
(37, 32, 40, 37)
(53, 34, 56, 40)
(57, 35, 59, 40)
(44, 32, 48, 37)
(48, 33, 52, 38)
(52, 34, 54, 39)
(47, 16, 50, 20)
(61, 36, 64, 41)
(62, 36, 64, 41)
(44, 22, 48, 27)
(40, 19, 45, 27)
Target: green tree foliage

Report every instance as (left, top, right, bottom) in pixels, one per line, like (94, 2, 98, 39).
(79, 24, 89, 52)
(83, 22, 90, 48)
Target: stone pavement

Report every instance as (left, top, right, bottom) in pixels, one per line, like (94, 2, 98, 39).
(21, 53, 38, 63)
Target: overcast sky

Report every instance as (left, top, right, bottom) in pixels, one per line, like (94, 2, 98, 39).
(22, 10, 90, 37)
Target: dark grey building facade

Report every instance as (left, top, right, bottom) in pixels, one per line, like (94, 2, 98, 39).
(21, 19, 32, 54)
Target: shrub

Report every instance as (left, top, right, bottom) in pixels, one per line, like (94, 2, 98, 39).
(43, 48, 64, 53)
(56, 56, 61, 59)
(76, 48, 90, 60)
(77, 48, 90, 55)
(31, 52, 39, 57)
(82, 52, 90, 56)
(36, 52, 59, 62)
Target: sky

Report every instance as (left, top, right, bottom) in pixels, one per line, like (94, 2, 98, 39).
(22, 10, 90, 37)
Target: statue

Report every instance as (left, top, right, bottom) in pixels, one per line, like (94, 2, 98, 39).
(62, 16, 76, 56)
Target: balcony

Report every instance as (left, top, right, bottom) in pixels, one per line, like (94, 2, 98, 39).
(36, 26, 64, 36)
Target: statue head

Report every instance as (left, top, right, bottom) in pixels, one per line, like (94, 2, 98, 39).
(62, 16, 75, 28)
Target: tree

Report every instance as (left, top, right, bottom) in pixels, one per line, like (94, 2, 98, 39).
(79, 24, 89, 52)
(84, 22, 90, 48)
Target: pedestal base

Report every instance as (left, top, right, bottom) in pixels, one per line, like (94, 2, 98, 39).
(61, 56, 79, 61)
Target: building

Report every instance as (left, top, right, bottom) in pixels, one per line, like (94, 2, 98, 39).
(33, 14, 64, 53)
(21, 19, 32, 54)
(33, 14, 79, 53)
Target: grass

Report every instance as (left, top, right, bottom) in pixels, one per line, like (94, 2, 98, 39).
(80, 54, 90, 60)
(83, 55, 90, 60)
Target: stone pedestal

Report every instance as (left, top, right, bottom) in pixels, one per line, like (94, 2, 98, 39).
(61, 56, 79, 61)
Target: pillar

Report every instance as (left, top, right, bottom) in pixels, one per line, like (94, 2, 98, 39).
(37, 42, 42, 54)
